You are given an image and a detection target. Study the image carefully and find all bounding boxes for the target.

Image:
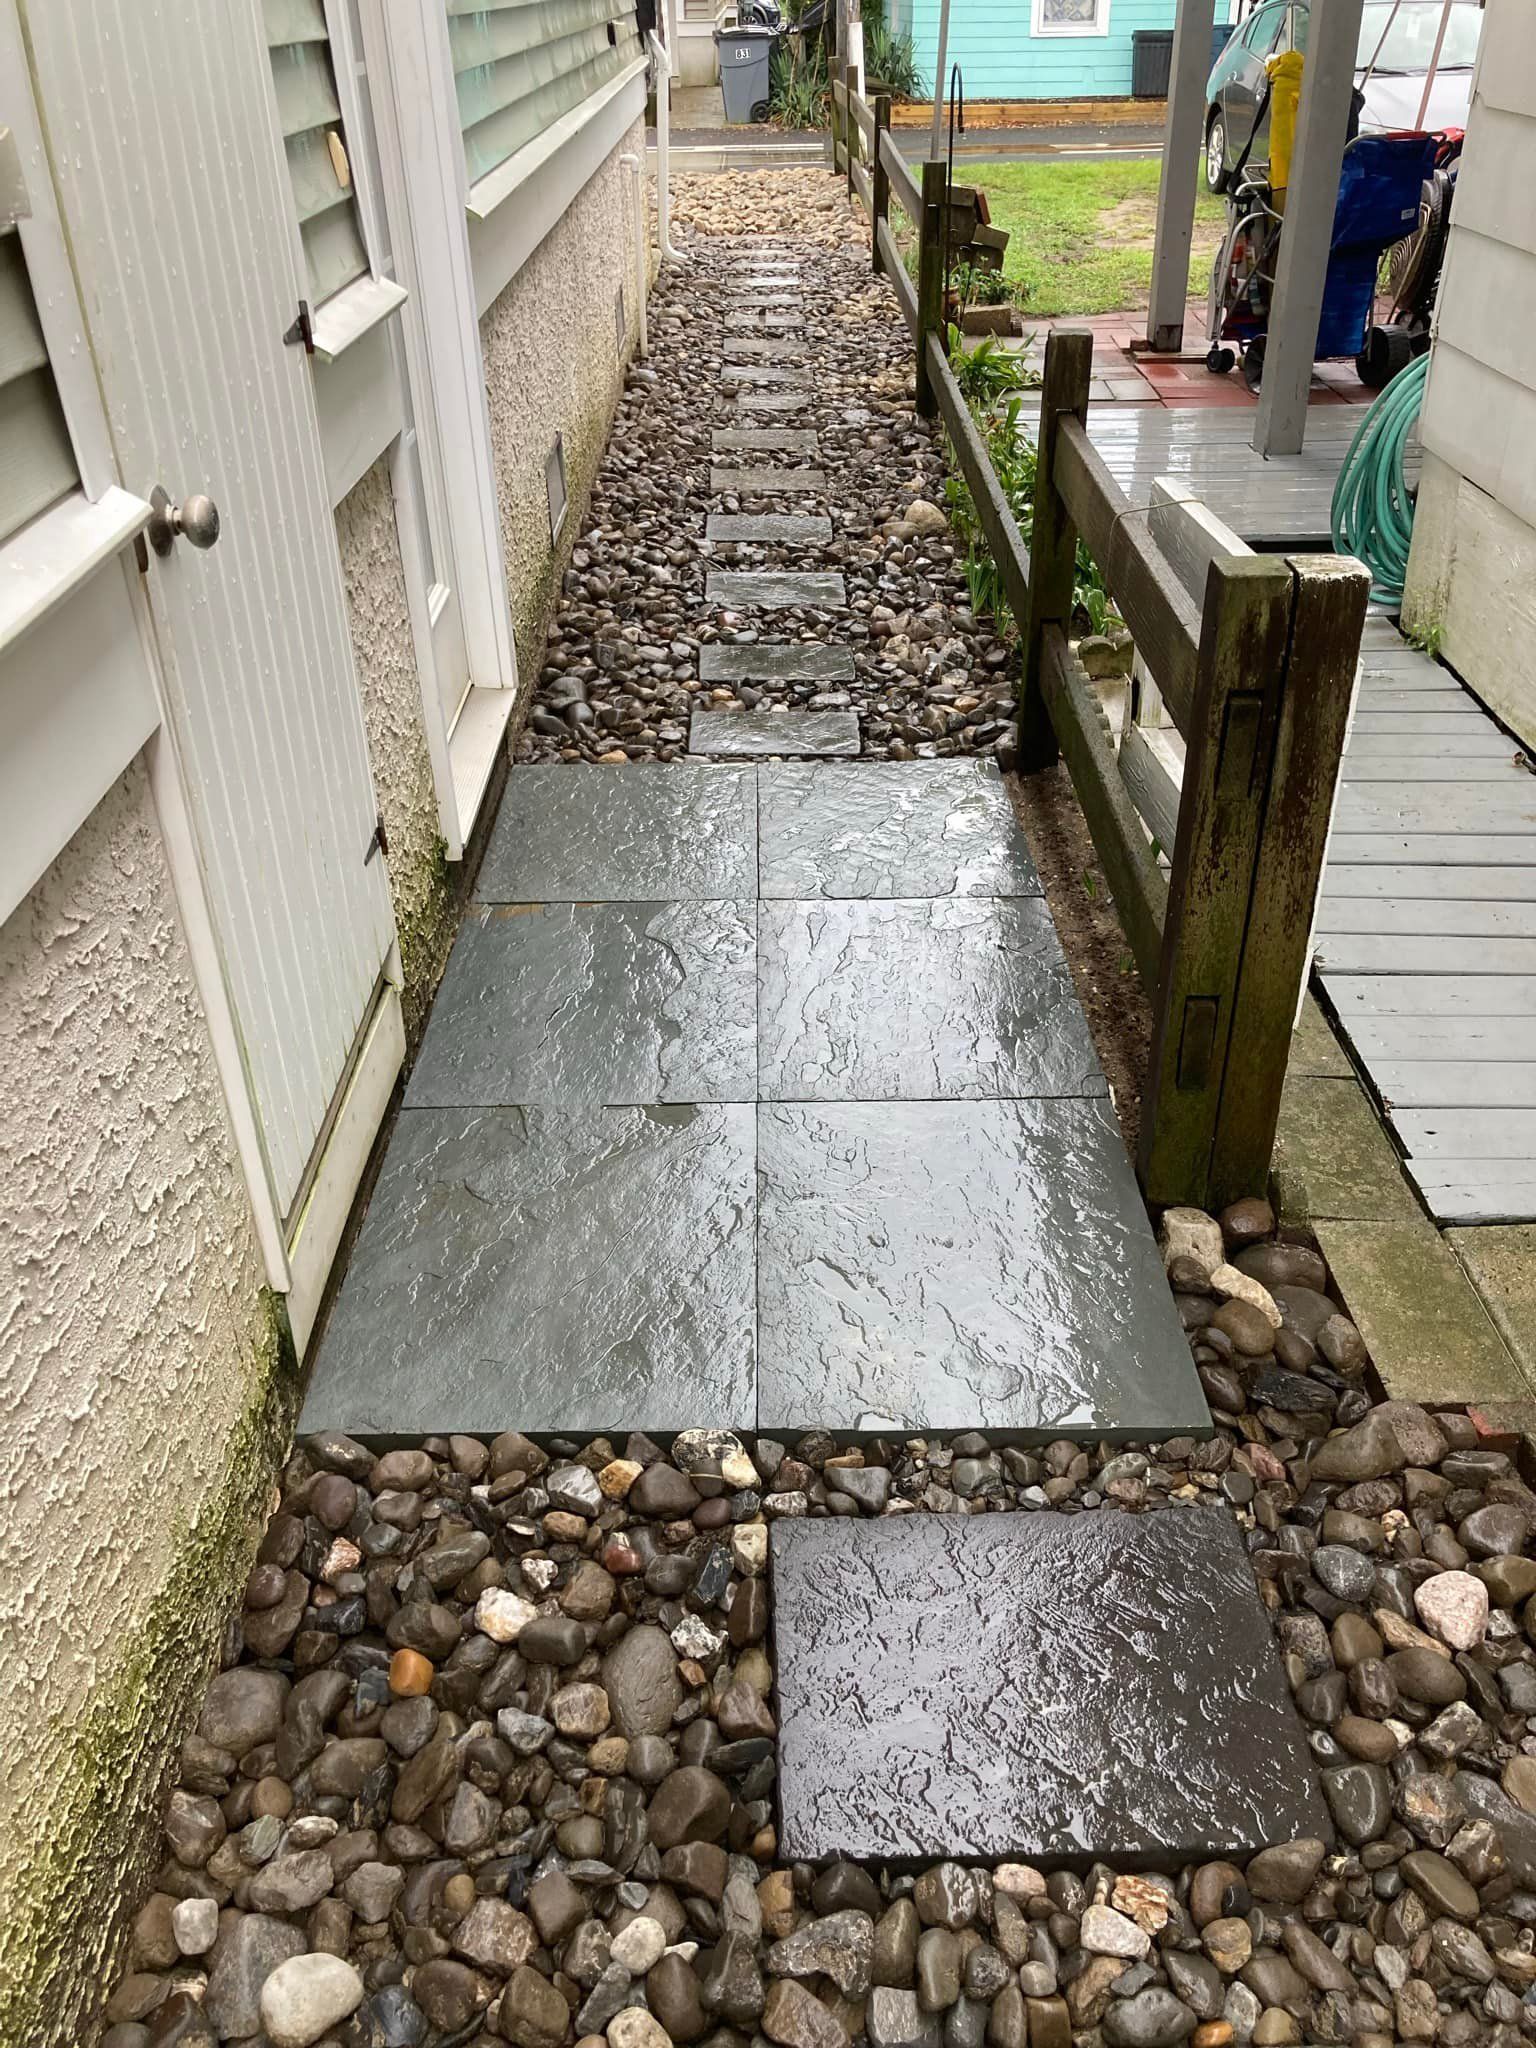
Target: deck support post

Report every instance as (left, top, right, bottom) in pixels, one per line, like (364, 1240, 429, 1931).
(1145, 0, 1217, 353)
(1017, 327, 1093, 772)
(1252, 0, 1367, 456)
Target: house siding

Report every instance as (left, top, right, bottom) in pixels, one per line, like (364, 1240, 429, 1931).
(480, 117, 645, 688)
(1404, 0, 1536, 747)
(0, 759, 289, 2047)
(890, 0, 1237, 100)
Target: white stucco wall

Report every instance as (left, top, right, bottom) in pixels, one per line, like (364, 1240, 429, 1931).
(333, 458, 454, 1036)
(480, 116, 645, 683)
(1403, 0, 1536, 745)
(0, 757, 282, 2043)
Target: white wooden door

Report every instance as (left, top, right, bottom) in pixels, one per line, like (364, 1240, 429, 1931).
(25, 0, 398, 1218)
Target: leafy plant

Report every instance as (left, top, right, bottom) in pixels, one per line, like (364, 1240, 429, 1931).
(863, 21, 926, 100)
(769, 37, 830, 128)
(945, 328, 1034, 405)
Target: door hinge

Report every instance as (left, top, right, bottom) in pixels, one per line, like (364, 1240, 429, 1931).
(364, 813, 389, 864)
(284, 299, 315, 354)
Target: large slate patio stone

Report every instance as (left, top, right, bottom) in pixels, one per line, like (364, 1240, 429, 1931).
(706, 572, 847, 610)
(772, 1509, 1329, 1864)
(758, 898, 1104, 1102)
(700, 643, 854, 685)
(722, 336, 810, 360)
(406, 902, 757, 1109)
(756, 1097, 1208, 1440)
(712, 428, 819, 454)
(690, 707, 860, 759)
(758, 762, 1040, 898)
(301, 1106, 756, 1439)
(707, 514, 832, 543)
(476, 764, 755, 902)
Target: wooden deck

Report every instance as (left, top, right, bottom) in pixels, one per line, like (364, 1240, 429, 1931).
(1079, 405, 1363, 548)
(1315, 616, 1536, 1224)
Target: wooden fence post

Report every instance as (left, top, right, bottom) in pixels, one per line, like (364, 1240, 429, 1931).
(871, 95, 890, 274)
(1204, 553, 1368, 1204)
(1016, 327, 1092, 772)
(829, 74, 842, 173)
(845, 66, 857, 197)
(1138, 554, 1295, 1210)
(914, 160, 946, 419)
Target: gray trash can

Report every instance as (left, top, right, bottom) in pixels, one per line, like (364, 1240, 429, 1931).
(715, 27, 776, 122)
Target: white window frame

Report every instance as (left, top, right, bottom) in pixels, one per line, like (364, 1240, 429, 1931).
(0, 0, 159, 922)
(1031, 0, 1113, 37)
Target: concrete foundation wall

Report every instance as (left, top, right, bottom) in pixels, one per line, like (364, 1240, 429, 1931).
(480, 117, 645, 688)
(333, 458, 454, 1038)
(0, 758, 295, 2046)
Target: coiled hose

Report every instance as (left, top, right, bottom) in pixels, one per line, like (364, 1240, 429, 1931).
(1330, 352, 1429, 605)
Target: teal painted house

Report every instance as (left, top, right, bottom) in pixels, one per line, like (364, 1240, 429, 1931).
(888, 0, 1239, 101)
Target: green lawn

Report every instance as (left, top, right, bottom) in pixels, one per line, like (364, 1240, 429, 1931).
(970, 161, 1225, 318)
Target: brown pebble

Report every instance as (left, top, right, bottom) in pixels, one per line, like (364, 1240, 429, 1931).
(389, 1647, 434, 1697)
(251, 1774, 293, 1819)
(245, 1563, 288, 1611)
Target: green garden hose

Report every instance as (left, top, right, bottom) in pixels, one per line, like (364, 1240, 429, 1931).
(1330, 352, 1429, 606)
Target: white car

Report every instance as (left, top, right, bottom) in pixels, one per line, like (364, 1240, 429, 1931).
(1205, 0, 1482, 191)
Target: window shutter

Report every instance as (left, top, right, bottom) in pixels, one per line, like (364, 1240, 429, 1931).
(263, 0, 370, 306)
(0, 227, 79, 545)
(445, 0, 643, 191)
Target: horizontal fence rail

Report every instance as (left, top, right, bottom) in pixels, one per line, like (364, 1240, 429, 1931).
(835, 118, 1369, 1212)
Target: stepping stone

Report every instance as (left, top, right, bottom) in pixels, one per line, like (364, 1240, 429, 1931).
(724, 337, 810, 360)
(759, 761, 1041, 898)
(724, 365, 811, 386)
(707, 570, 846, 609)
(734, 390, 809, 415)
(712, 428, 819, 454)
(700, 643, 853, 685)
(405, 901, 757, 1109)
(476, 764, 755, 902)
(772, 1508, 1328, 1863)
(725, 311, 804, 331)
(756, 1096, 1208, 1438)
(711, 467, 827, 496)
(690, 707, 860, 759)
(728, 292, 802, 308)
(301, 1104, 756, 1438)
(707, 514, 833, 543)
(758, 898, 1105, 1102)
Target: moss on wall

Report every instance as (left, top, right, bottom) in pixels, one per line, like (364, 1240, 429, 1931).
(0, 1296, 301, 2047)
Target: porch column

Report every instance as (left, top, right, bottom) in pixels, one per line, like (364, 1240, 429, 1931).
(1253, 0, 1365, 454)
(1145, 0, 1218, 353)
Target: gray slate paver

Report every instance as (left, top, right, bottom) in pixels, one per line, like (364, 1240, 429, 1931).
(700, 644, 854, 685)
(723, 337, 810, 360)
(300, 1104, 757, 1438)
(724, 365, 813, 386)
(476, 763, 755, 902)
(707, 571, 846, 609)
(756, 1096, 1207, 1440)
(690, 708, 860, 759)
(759, 761, 1041, 898)
(712, 428, 819, 454)
(706, 514, 833, 543)
(405, 901, 757, 1109)
(772, 1509, 1329, 1863)
(758, 898, 1104, 1102)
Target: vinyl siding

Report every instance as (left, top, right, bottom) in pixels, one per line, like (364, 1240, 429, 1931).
(889, 0, 1240, 101)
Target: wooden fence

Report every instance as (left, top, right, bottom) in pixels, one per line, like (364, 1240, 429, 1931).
(830, 67, 1369, 1214)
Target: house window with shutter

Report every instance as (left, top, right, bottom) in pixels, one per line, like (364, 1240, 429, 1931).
(445, 0, 645, 199)
(0, 225, 79, 546)
(264, 0, 370, 307)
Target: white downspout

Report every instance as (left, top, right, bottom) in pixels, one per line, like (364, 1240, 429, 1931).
(647, 30, 685, 263)
(618, 153, 649, 356)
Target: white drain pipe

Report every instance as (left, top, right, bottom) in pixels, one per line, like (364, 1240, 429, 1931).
(647, 30, 685, 264)
(618, 153, 649, 357)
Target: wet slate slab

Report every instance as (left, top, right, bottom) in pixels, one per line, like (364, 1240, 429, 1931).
(758, 898, 1105, 1101)
(301, 1105, 757, 1439)
(756, 1096, 1208, 1440)
(706, 514, 833, 543)
(700, 643, 854, 684)
(772, 1508, 1328, 1865)
(734, 391, 808, 415)
(723, 365, 813, 386)
(712, 428, 820, 453)
(476, 764, 755, 902)
(405, 901, 757, 1109)
(723, 337, 810, 360)
(690, 707, 860, 759)
(758, 761, 1042, 898)
(706, 571, 847, 609)
(724, 310, 804, 331)
(711, 468, 828, 496)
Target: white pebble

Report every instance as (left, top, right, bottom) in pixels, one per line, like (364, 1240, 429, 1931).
(611, 1914, 669, 1974)
(732, 1524, 768, 1576)
(1209, 1263, 1282, 1328)
(171, 1896, 218, 1955)
(475, 1587, 538, 1643)
(260, 1953, 364, 2047)
(608, 2007, 673, 2048)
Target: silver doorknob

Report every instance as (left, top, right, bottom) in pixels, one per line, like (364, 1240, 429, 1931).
(147, 485, 221, 555)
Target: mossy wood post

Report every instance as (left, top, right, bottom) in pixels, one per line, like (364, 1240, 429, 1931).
(1205, 554, 1369, 1204)
(872, 95, 891, 272)
(1138, 553, 1296, 1211)
(914, 160, 946, 419)
(1016, 326, 1092, 771)
(829, 75, 842, 172)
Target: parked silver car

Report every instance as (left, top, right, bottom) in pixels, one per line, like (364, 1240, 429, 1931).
(1205, 0, 1482, 191)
